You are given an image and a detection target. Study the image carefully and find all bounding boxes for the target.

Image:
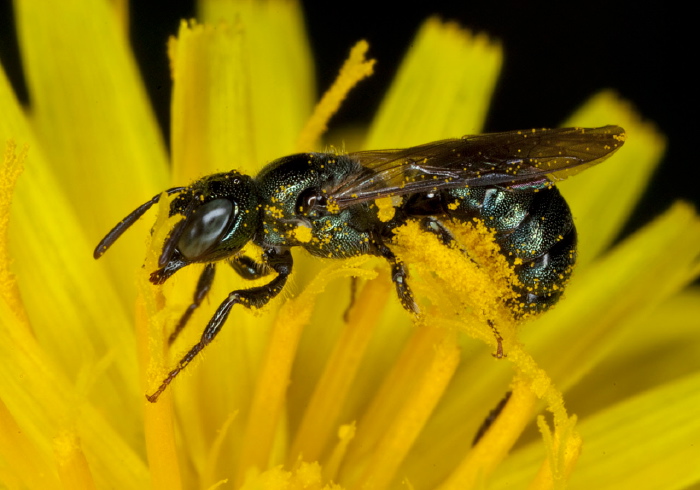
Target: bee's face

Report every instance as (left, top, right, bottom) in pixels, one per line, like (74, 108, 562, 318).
(150, 172, 260, 284)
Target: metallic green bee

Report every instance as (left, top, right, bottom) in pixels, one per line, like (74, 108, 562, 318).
(95, 125, 625, 401)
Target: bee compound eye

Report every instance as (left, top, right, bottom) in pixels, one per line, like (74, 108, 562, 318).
(178, 198, 235, 259)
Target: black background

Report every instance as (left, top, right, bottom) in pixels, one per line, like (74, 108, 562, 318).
(0, 1, 692, 241)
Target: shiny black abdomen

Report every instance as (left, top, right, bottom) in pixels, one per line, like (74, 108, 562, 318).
(402, 185, 577, 314)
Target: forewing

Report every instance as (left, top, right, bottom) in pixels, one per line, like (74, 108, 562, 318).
(331, 125, 625, 208)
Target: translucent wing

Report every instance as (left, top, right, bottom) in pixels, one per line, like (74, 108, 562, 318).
(331, 125, 625, 208)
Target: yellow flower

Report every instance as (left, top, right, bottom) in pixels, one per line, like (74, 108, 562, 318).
(1, 1, 699, 489)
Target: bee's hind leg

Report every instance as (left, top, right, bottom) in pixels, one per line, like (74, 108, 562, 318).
(419, 217, 456, 246)
(420, 217, 505, 358)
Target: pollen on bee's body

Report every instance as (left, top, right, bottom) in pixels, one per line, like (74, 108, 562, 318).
(292, 225, 313, 243)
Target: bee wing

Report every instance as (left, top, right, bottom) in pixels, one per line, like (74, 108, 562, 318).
(330, 125, 625, 208)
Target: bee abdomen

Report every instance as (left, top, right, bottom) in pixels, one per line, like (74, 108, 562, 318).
(441, 185, 577, 314)
(490, 186, 577, 314)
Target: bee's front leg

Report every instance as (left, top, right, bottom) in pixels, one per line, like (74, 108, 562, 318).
(169, 251, 275, 345)
(228, 254, 272, 280)
(147, 248, 293, 402)
(168, 263, 216, 345)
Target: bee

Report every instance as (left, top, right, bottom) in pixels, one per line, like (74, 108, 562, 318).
(94, 125, 625, 401)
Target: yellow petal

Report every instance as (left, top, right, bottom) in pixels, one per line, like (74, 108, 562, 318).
(0, 286, 149, 488)
(15, 0, 168, 299)
(0, 396, 58, 488)
(524, 203, 700, 393)
(365, 18, 502, 148)
(566, 287, 700, 419)
(0, 67, 141, 436)
(53, 431, 97, 490)
(493, 371, 700, 489)
(171, 0, 314, 182)
(0, 141, 28, 326)
(296, 41, 375, 152)
(343, 323, 460, 489)
(569, 371, 700, 489)
(437, 375, 540, 489)
(200, 0, 314, 158)
(131, 208, 184, 487)
(239, 461, 344, 489)
(289, 273, 389, 464)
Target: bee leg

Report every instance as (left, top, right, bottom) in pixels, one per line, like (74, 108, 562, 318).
(374, 240, 418, 315)
(146, 249, 293, 403)
(168, 263, 216, 345)
(421, 218, 504, 357)
(420, 217, 482, 270)
(420, 217, 456, 246)
(487, 319, 505, 359)
(228, 254, 272, 280)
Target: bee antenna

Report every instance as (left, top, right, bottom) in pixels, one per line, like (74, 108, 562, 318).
(93, 187, 185, 259)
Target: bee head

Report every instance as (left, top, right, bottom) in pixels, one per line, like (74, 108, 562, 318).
(150, 171, 260, 284)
